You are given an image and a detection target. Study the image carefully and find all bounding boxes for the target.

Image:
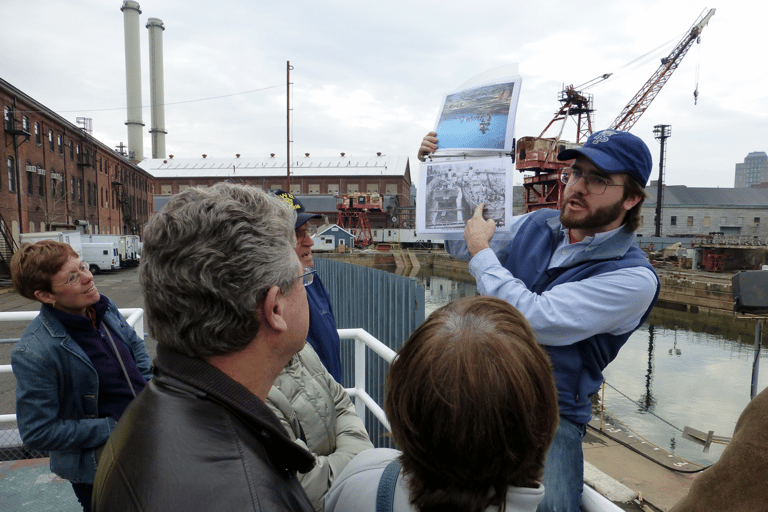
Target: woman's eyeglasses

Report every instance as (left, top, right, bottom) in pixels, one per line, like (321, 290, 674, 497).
(57, 262, 91, 287)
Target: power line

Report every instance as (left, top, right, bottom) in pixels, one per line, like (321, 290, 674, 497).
(12, 83, 284, 115)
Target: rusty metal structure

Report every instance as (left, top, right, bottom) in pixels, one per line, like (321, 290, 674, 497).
(336, 193, 385, 246)
(518, 9, 715, 213)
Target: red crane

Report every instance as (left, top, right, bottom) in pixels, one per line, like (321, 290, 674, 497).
(518, 8, 715, 212)
(336, 193, 385, 246)
(610, 9, 716, 131)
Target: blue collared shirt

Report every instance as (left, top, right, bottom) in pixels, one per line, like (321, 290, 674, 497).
(446, 215, 658, 347)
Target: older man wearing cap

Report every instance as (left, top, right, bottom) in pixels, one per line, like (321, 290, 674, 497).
(420, 129, 660, 512)
(275, 191, 343, 382)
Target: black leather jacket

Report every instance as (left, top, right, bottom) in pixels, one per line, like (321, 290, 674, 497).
(93, 345, 315, 512)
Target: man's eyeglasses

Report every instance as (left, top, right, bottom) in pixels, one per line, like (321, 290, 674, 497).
(296, 224, 318, 239)
(300, 267, 317, 287)
(559, 167, 625, 195)
(57, 262, 91, 287)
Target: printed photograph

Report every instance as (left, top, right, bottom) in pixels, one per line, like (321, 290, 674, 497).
(417, 158, 513, 234)
(433, 77, 521, 153)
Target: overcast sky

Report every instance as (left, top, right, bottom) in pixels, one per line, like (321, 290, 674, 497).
(3, 1, 764, 189)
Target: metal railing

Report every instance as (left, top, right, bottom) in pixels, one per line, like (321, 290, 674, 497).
(0, 310, 383, 443)
(316, 257, 424, 448)
(0, 310, 619, 511)
(0, 311, 395, 444)
(0, 308, 145, 427)
(338, 328, 618, 512)
(338, 328, 396, 432)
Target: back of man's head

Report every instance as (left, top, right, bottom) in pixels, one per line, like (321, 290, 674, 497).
(140, 183, 298, 359)
(385, 296, 558, 510)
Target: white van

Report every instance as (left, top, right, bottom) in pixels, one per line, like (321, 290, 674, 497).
(82, 242, 119, 274)
(82, 234, 126, 267)
(20, 231, 83, 259)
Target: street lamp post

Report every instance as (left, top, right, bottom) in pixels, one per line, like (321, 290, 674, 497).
(653, 125, 671, 237)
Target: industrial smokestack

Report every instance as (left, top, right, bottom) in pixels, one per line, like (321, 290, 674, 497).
(121, 0, 144, 161)
(147, 17, 167, 159)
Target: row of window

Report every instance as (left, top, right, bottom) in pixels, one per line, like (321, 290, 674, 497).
(159, 182, 400, 196)
(301, 183, 399, 195)
(668, 215, 761, 227)
(26, 220, 124, 236)
(5, 156, 148, 218)
(4, 107, 151, 197)
(100, 159, 151, 195)
(3, 156, 80, 201)
(640, 214, 763, 228)
(4, 106, 80, 158)
(116, 167, 151, 193)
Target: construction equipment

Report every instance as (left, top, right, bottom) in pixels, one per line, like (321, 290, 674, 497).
(336, 193, 385, 246)
(518, 8, 715, 212)
(610, 9, 716, 131)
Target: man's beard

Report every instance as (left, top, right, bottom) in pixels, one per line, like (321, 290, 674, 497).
(559, 194, 625, 231)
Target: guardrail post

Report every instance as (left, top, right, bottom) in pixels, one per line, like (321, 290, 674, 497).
(0, 308, 146, 426)
(124, 309, 145, 339)
(354, 336, 366, 421)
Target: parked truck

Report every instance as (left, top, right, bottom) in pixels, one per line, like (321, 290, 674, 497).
(82, 234, 126, 267)
(19, 231, 83, 258)
(129, 235, 141, 263)
(121, 235, 141, 267)
(82, 242, 119, 274)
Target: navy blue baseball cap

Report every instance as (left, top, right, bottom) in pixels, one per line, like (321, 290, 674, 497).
(273, 190, 322, 229)
(557, 129, 653, 187)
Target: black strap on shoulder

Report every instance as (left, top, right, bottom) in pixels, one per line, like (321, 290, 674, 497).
(376, 459, 402, 512)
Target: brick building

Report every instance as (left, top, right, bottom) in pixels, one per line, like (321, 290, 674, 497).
(1, 78, 153, 258)
(140, 153, 413, 229)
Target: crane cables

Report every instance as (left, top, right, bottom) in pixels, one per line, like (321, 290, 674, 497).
(694, 29, 702, 104)
(603, 33, 684, 87)
(592, 7, 712, 94)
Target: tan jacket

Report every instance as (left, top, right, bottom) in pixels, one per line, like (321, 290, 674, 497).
(267, 343, 374, 511)
(671, 386, 768, 512)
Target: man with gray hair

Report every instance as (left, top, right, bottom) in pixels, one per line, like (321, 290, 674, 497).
(92, 183, 315, 511)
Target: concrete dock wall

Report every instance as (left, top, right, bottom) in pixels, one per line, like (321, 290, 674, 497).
(319, 250, 740, 316)
(656, 272, 733, 315)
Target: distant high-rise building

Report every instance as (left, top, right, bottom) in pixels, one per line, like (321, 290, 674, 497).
(735, 152, 768, 188)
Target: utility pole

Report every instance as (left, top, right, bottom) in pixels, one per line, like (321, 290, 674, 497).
(287, 61, 293, 192)
(653, 125, 671, 237)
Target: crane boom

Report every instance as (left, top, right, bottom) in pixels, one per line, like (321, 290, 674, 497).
(518, 9, 715, 213)
(609, 8, 715, 131)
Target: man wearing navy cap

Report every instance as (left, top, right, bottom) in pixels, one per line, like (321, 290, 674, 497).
(275, 191, 343, 382)
(421, 129, 661, 512)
